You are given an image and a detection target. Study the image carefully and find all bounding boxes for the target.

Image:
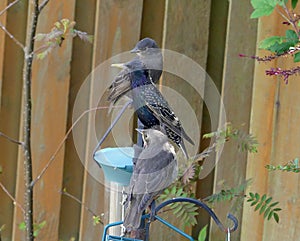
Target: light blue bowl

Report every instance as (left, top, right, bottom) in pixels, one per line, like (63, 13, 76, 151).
(94, 147, 134, 186)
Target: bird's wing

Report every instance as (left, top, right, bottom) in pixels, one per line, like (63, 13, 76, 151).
(144, 100, 194, 145)
(107, 68, 132, 113)
(136, 149, 177, 212)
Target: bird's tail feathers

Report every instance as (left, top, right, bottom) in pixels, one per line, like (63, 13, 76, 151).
(179, 141, 189, 159)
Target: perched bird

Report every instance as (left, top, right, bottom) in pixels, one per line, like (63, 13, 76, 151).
(112, 60, 194, 159)
(123, 129, 177, 236)
(108, 38, 162, 111)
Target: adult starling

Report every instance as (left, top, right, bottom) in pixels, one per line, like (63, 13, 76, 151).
(123, 129, 177, 236)
(112, 60, 194, 159)
(107, 38, 162, 111)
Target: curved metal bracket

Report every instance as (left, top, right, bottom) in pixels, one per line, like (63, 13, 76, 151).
(153, 197, 238, 234)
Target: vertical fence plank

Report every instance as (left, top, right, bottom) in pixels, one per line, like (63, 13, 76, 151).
(242, 4, 300, 240)
(12, 1, 75, 240)
(240, 11, 280, 241)
(209, 1, 257, 240)
(154, 0, 211, 240)
(0, 1, 27, 241)
(58, 0, 97, 240)
(194, 0, 229, 237)
(78, 1, 143, 240)
(140, 0, 165, 44)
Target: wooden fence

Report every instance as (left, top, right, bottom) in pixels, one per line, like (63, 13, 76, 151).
(0, 0, 299, 240)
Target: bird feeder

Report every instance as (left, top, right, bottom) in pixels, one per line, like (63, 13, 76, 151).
(93, 101, 239, 240)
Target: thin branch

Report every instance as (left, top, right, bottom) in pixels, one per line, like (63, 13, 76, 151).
(23, 1, 40, 240)
(38, 0, 50, 13)
(31, 105, 122, 187)
(0, 182, 25, 214)
(60, 189, 103, 224)
(275, 6, 291, 24)
(0, 21, 25, 50)
(0, 131, 24, 145)
(0, 0, 20, 17)
(282, 4, 300, 39)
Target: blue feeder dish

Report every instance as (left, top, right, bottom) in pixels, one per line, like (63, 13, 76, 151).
(94, 147, 134, 186)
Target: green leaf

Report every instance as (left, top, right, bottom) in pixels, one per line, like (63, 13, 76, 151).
(268, 41, 294, 54)
(260, 203, 268, 215)
(294, 52, 300, 62)
(18, 222, 26, 231)
(265, 197, 273, 204)
(292, 0, 298, 8)
(269, 201, 279, 207)
(198, 225, 208, 241)
(250, 0, 277, 18)
(273, 212, 280, 223)
(285, 30, 299, 44)
(259, 36, 284, 50)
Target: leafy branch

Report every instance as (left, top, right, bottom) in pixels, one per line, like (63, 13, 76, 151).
(203, 123, 258, 153)
(241, 0, 300, 83)
(247, 192, 282, 223)
(158, 186, 198, 227)
(35, 19, 93, 59)
(266, 158, 300, 173)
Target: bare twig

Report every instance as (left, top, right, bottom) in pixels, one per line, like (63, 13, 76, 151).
(0, 182, 25, 214)
(0, 131, 24, 145)
(0, 0, 20, 17)
(31, 105, 122, 187)
(60, 189, 104, 224)
(23, 1, 40, 240)
(282, 4, 300, 39)
(0, 22, 25, 50)
(38, 0, 50, 13)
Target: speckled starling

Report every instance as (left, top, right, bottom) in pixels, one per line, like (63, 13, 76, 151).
(108, 38, 162, 111)
(112, 60, 194, 159)
(123, 129, 177, 235)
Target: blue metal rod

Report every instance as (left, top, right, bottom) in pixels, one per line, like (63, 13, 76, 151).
(102, 221, 123, 241)
(154, 197, 238, 233)
(154, 216, 194, 241)
(93, 100, 133, 156)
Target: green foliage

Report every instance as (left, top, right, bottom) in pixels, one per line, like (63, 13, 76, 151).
(35, 19, 93, 59)
(250, 0, 278, 19)
(203, 123, 258, 153)
(92, 215, 102, 226)
(204, 180, 251, 204)
(292, 0, 299, 8)
(158, 186, 198, 227)
(258, 36, 284, 49)
(264, 30, 299, 54)
(247, 193, 281, 223)
(197, 225, 208, 241)
(19, 220, 47, 238)
(0, 165, 2, 174)
(266, 158, 300, 173)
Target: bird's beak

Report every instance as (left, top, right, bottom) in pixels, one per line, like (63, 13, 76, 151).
(111, 63, 125, 69)
(135, 128, 145, 134)
(130, 46, 140, 53)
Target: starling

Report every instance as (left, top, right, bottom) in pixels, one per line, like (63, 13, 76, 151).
(112, 60, 194, 159)
(108, 38, 162, 111)
(123, 129, 177, 236)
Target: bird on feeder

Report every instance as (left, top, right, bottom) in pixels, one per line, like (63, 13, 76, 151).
(123, 128, 177, 238)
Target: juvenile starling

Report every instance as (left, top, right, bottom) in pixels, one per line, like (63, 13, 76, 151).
(112, 60, 194, 159)
(108, 38, 162, 111)
(123, 129, 177, 235)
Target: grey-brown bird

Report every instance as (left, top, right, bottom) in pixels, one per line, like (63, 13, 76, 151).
(123, 129, 177, 237)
